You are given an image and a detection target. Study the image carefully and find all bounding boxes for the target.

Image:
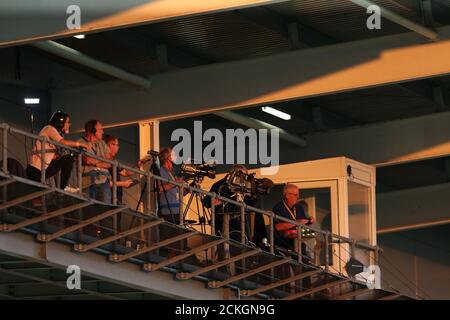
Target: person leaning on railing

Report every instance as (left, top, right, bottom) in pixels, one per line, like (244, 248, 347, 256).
(26, 111, 90, 190)
(77, 120, 113, 203)
(103, 134, 144, 205)
(157, 147, 185, 224)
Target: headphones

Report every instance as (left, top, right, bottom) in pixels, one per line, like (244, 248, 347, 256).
(49, 111, 69, 134)
(85, 120, 98, 136)
(158, 148, 172, 164)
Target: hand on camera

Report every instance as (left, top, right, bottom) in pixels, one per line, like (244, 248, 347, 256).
(122, 179, 135, 188)
(77, 142, 90, 151)
(176, 178, 185, 184)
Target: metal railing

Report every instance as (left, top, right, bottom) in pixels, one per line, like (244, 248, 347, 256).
(0, 122, 381, 275)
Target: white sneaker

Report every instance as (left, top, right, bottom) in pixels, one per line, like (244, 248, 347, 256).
(64, 186, 81, 193)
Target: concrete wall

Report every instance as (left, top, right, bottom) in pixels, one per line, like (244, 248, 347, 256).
(378, 225, 450, 299)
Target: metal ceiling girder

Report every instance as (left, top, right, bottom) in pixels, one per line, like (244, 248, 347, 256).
(217, 110, 307, 147)
(348, 0, 438, 40)
(30, 39, 306, 146)
(377, 182, 450, 234)
(0, 0, 291, 48)
(53, 26, 450, 130)
(32, 41, 152, 88)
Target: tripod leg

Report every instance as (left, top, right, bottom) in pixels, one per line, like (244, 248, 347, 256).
(194, 194, 206, 234)
(222, 214, 235, 275)
(183, 192, 195, 223)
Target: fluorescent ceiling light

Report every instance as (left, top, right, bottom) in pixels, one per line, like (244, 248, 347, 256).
(24, 98, 40, 105)
(261, 106, 291, 120)
(74, 34, 85, 39)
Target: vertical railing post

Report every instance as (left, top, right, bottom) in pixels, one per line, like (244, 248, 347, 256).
(324, 231, 330, 272)
(210, 192, 216, 264)
(296, 224, 302, 263)
(222, 199, 232, 274)
(210, 193, 216, 236)
(77, 153, 83, 192)
(146, 173, 152, 215)
(40, 136, 47, 184)
(2, 124, 8, 174)
(179, 183, 184, 226)
(269, 212, 274, 255)
(240, 203, 245, 244)
(351, 240, 357, 260)
(112, 161, 118, 205)
(1, 124, 8, 224)
(374, 247, 379, 267)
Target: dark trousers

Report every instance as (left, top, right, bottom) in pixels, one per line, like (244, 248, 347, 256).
(26, 154, 74, 189)
(86, 180, 111, 203)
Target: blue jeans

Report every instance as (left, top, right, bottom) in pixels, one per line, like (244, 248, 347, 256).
(88, 180, 111, 204)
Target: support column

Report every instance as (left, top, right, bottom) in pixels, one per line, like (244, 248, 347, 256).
(138, 121, 160, 214)
(139, 121, 160, 160)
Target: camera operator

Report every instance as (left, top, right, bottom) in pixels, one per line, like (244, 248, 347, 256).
(203, 165, 259, 243)
(157, 147, 185, 223)
(273, 183, 315, 257)
(77, 120, 113, 203)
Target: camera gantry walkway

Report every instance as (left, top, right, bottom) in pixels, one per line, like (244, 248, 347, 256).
(0, 123, 411, 300)
(0, 173, 410, 300)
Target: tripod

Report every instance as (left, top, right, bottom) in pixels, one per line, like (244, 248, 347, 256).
(129, 154, 176, 231)
(182, 176, 211, 234)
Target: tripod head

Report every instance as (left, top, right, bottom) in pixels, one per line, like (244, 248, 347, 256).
(147, 150, 160, 158)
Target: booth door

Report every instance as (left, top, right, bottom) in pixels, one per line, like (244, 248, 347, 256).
(294, 180, 343, 274)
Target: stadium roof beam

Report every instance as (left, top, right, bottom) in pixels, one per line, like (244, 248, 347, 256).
(234, 6, 443, 116)
(31, 41, 152, 88)
(217, 111, 307, 147)
(299, 110, 450, 167)
(31, 38, 304, 146)
(347, 0, 439, 41)
(0, 0, 290, 48)
(377, 182, 450, 234)
(53, 26, 450, 129)
(100, 29, 212, 69)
